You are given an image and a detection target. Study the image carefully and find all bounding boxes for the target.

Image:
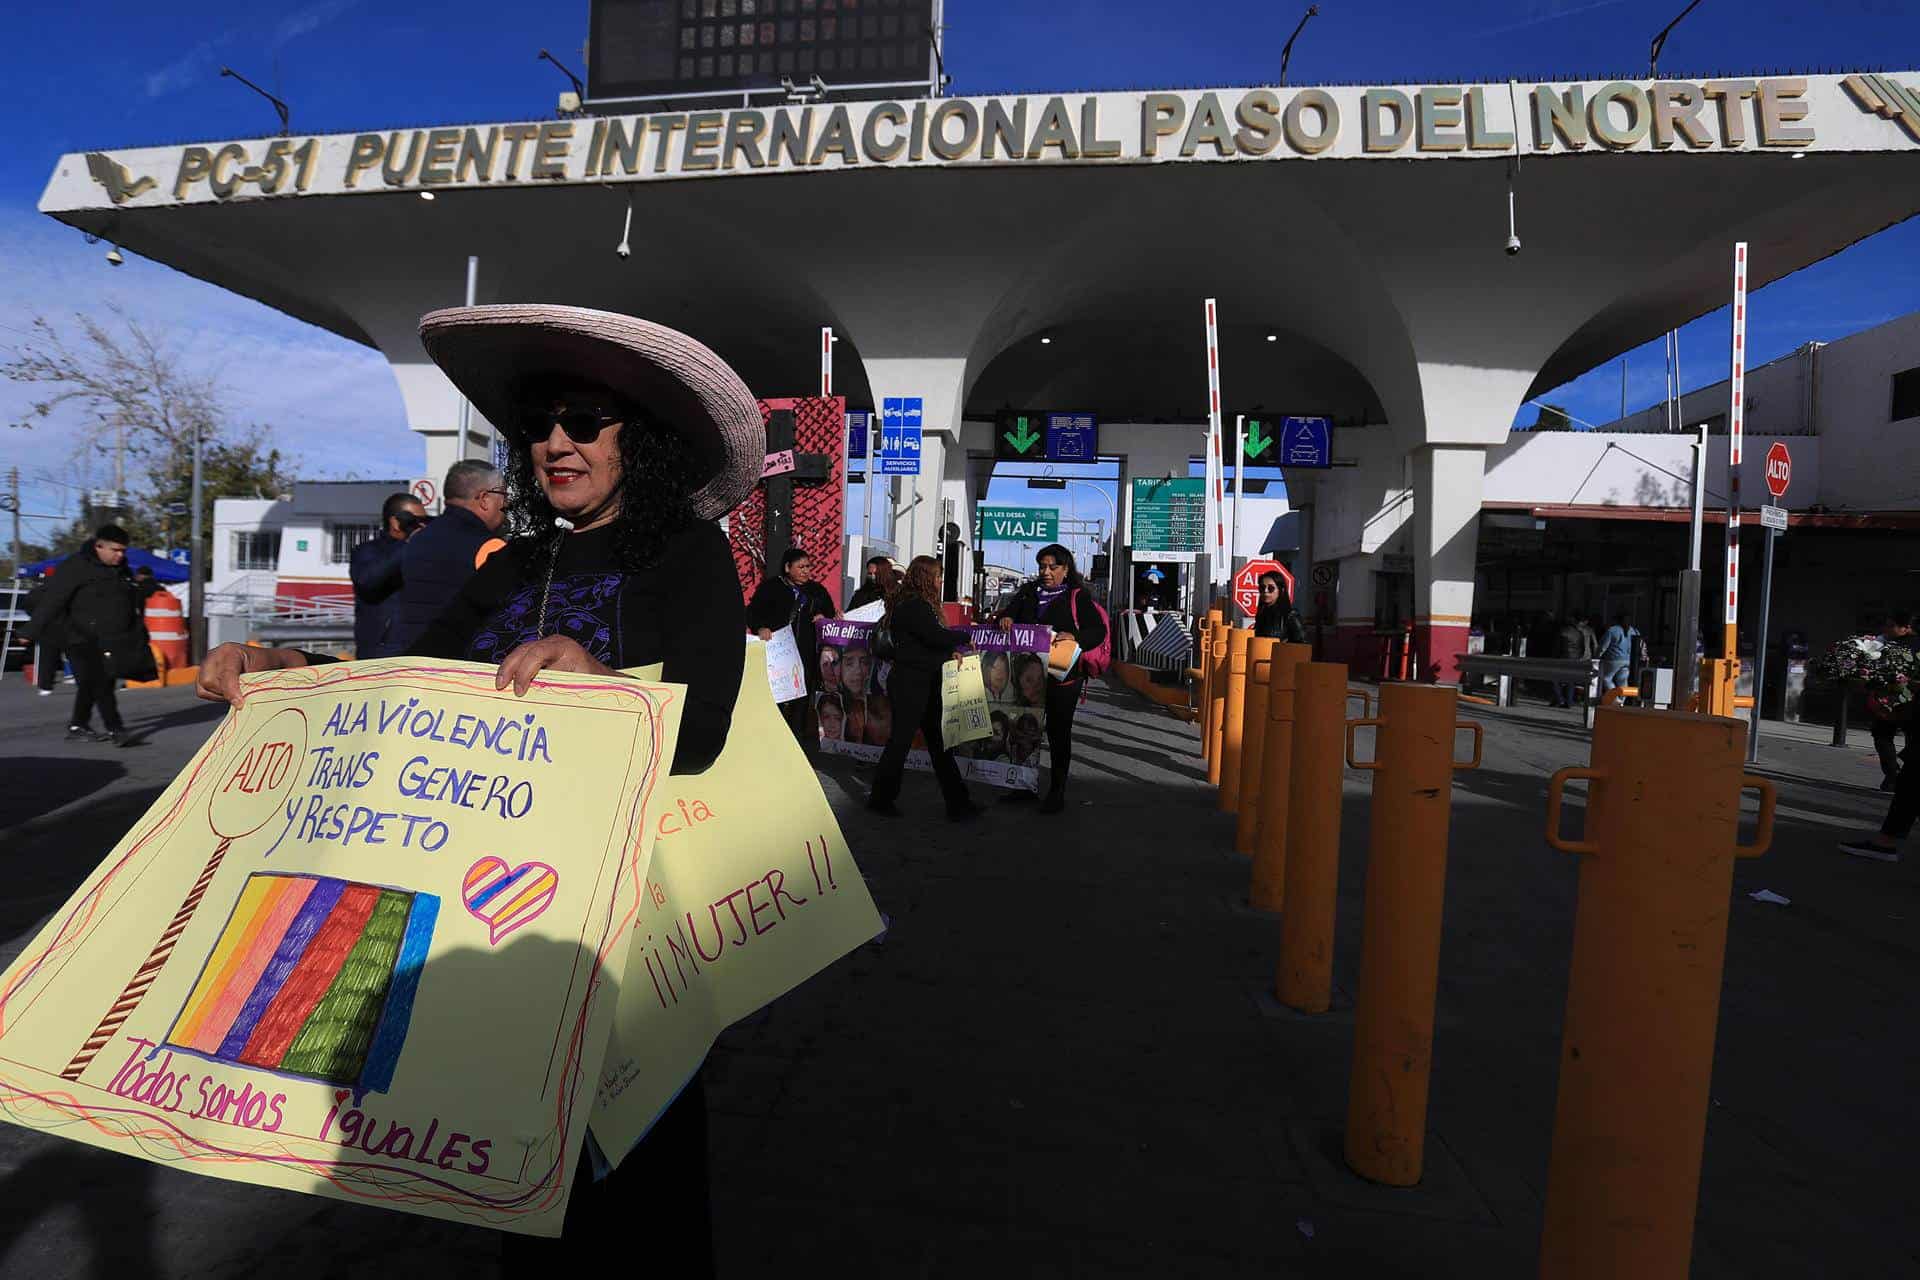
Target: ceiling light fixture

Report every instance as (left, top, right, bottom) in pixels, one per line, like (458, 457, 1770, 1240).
(1039, 336, 1052, 345)
(1266, 333, 1278, 342)
(419, 191, 436, 201)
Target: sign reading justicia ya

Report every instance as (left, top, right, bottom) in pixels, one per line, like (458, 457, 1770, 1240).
(49, 73, 1912, 211)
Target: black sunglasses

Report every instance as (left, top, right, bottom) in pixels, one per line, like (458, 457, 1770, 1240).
(513, 408, 624, 445)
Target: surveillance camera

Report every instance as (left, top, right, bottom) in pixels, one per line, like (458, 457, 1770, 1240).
(615, 241, 631, 260)
(105, 246, 125, 266)
(1504, 234, 1522, 257)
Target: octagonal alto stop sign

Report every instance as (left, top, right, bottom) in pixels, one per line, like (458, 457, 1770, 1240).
(1764, 441, 1792, 499)
(1234, 558, 1294, 618)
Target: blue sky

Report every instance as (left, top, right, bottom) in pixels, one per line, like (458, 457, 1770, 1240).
(3, 0, 1918, 544)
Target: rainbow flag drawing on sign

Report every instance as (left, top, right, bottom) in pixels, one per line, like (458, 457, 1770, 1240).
(166, 873, 438, 1096)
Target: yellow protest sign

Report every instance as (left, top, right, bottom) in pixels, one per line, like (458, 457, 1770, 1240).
(940, 654, 992, 747)
(0, 658, 682, 1238)
(589, 652, 882, 1163)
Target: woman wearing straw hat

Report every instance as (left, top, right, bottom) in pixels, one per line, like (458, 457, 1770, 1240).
(197, 305, 764, 1264)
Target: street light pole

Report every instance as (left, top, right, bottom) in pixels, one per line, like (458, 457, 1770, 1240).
(1062, 478, 1117, 601)
(189, 417, 206, 662)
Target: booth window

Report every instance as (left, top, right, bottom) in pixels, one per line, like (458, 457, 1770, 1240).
(233, 531, 280, 571)
(328, 523, 378, 564)
(1891, 366, 1920, 422)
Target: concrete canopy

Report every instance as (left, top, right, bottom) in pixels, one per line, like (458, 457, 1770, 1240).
(39, 73, 1920, 675)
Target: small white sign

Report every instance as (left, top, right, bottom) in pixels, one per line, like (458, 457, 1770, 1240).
(1758, 504, 1788, 532)
(759, 627, 808, 703)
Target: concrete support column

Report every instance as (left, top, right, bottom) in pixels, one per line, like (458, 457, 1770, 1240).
(392, 361, 491, 495)
(859, 355, 969, 561)
(1409, 444, 1487, 683)
(1330, 550, 1381, 673)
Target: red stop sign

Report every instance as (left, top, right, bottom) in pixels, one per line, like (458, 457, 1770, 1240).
(1764, 441, 1791, 498)
(1234, 558, 1294, 618)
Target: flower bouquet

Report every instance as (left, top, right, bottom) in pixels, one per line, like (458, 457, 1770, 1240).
(1811, 634, 1918, 719)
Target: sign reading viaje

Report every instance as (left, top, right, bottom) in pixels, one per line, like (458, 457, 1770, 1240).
(978, 506, 1060, 541)
(1765, 440, 1792, 498)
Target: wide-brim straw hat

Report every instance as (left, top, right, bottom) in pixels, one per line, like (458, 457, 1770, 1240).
(418, 304, 764, 520)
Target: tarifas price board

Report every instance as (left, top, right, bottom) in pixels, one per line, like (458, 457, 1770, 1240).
(1130, 477, 1206, 556)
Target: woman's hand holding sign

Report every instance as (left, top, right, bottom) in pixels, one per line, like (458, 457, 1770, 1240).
(493, 635, 618, 697)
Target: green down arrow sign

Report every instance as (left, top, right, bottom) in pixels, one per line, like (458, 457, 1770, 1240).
(1003, 417, 1043, 455)
(1244, 420, 1274, 461)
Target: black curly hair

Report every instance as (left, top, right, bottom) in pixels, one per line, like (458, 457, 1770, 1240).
(499, 384, 701, 572)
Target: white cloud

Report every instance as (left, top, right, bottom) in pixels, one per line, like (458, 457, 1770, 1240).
(270, 0, 360, 53)
(0, 211, 417, 538)
(143, 33, 236, 100)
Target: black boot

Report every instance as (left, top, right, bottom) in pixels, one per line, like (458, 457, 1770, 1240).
(1038, 769, 1067, 814)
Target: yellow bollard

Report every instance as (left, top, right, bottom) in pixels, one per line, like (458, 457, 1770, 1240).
(1250, 643, 1313, 910)
(1219, 627, 1253, 812)
(1539, 707, 1775, 1279)
(1198, 613, 1221, 764)
(1206, 619, 1230, 786)
(1341, 685, 1482, 1187)
(1234, 637, 1279, 853)
(1275, 661, 1349, 1014)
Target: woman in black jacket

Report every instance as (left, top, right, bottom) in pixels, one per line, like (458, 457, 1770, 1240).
(748, 547, 838, 745)
(1253, 571, 1307, 644)
(866, 555, 978, 821)
(993, 543, 1108, 813)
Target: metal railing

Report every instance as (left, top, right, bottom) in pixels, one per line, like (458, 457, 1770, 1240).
(205, 591, 355, 625)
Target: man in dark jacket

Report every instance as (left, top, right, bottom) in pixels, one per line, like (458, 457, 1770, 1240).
(30, 525, 139, 744)
(351, 492, 427, 658)
(749, 548, 838, 745)
(384, 462, 506, 657)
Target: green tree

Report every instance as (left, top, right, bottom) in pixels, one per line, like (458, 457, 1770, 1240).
(1530, 403, 1574, 432)
(2, 311, 293, 574)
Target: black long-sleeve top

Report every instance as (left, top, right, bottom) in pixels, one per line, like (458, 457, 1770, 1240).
(886, 595, 973, 673)
(307, 520, 743, 774)
(994, 580, 1108, 650)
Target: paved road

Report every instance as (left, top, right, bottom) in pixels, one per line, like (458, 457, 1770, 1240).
(0, 675, 1910, 1277)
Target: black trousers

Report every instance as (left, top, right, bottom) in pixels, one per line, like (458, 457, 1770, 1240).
(869, 665, 968, 812)
(35, 640, 62, 692)
(1883, 747, 1920, 840)
(67, 641, 122, 733)
(501, 1070, 713, 1271)
(1871, 717, 1912, 780)
(1044, 678, 1081, 794)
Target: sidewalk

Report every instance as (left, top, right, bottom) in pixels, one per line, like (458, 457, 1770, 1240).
(0, 676, 1911, 1276)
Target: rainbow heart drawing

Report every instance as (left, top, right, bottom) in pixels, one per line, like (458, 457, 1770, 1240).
(461, 857, 559, 946)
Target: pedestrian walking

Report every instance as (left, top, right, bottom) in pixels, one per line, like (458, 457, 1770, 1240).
(1597, 612, 1640, 691)
(993, 543, 1108, 814)
(846, 554, 893, 611)
(350, 491, 427, 658)
(1838, 748, 1919, 864)
(28, 524, 143, 745)
(23, 571, 65, 696)
(866, 555, 978, 821)
(749, 547, 837, 746)
(1552, 613, 1590, 707)
(197, 304, 766, 1271)
(384, 459, 509, 656)
(1870, 609, 1917, 791)
(1252, 571, 1306, 644)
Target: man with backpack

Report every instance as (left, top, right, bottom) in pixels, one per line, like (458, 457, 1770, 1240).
(993, 543, 1109, 814)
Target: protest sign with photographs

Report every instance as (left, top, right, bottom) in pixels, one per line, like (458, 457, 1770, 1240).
(813, 618, 1054, 791)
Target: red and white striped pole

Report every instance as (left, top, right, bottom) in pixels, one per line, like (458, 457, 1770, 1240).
(1723, 244, 1747, 662)
(820, 326, 835, 397)
(1204, 298, 1226, 594)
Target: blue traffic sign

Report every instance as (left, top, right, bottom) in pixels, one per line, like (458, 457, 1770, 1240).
(1280, 416, 1332, 469)
(878, 396, 923, 475)
(1045, 412, 1098, 462)
(846, 409, 871, 460)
